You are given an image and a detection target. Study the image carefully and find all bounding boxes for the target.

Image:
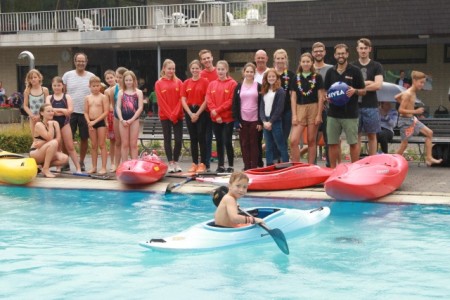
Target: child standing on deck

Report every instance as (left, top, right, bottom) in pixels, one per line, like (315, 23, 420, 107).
(23, 69, 50, 136)
(206, 60, 238, 173)
(104, 69, 118, 172)
(214, 171, 263, 228)
(395, 70, 442, 166)
(260, 68, 289, 166)
(155, 59, 184, 173)
(84, 76, 109, 174)
(116, 70, 144, 162)
(46, 76, 82, 174)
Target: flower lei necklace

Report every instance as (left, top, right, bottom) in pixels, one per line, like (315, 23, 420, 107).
(282, 70, 290, 91)
(296, 73, 316, 97)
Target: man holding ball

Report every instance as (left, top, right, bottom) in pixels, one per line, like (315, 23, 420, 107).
(324, 44, 365, 168)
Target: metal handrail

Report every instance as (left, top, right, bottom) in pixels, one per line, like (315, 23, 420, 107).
(0, 1, 267, 33)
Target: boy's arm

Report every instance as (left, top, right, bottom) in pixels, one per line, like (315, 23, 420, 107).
(84, 96, 91, 125)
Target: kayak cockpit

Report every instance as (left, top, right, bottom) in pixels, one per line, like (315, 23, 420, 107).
(205, 208, 281, 229)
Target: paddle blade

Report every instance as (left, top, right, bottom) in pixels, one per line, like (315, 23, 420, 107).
(259, 223, 289, 255)
(165, 182, 177, 194)
(267, 228, 289, 255)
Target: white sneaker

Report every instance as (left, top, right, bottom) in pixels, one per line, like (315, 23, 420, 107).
(168, 162, 175, 173)
(174, 162, 183, 172)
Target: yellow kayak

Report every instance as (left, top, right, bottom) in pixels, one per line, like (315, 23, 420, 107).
(0, 150, 37, 185)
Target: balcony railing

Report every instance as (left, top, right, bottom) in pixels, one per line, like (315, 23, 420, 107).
(0, 1, 267, 33)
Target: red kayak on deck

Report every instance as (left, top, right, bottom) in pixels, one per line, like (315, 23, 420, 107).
(244, 162, 332, 191)
(116, 153, 168, 185)
(324, 154, 408, 201)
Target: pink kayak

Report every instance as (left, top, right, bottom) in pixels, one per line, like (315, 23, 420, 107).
(324, 154, 408, 201)
(116, 153, 168, 185)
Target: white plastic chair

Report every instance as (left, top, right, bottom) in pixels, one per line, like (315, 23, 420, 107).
(75, 17, 85, 32)
(154, 9, 174, 29)
(83, 18, 100, 31)
(187, 10, 204, 27)
(245, 9, 259, 24)
(226, 12, 245, 26)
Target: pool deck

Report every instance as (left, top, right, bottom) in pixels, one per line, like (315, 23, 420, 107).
(7, 157, 449, 205)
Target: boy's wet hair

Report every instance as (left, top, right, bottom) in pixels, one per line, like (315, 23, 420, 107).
(229, 171, 249, 185)
(89, 76, 101, 85)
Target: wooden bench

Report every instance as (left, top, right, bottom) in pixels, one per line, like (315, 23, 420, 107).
(138, 116, 240, 160)
(362, 118, 450, 164)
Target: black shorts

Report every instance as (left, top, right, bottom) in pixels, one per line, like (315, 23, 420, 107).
(70, 113, 89, 140)
(93, 119, 106, 129)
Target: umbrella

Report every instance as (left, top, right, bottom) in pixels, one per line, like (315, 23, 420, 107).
(377, 82, 422, 103)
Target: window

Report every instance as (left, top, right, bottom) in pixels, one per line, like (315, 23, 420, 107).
(374, 45, 427, 64)
(444, 44, 450, 63)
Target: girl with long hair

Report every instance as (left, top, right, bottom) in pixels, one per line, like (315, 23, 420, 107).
(290, 52, 325, 163)
(116, 70, 144, 162)
(155, 59, 184, 172)
(259, 68, 289, 166)
(232, 62, 263, 170)
(23, 69, 50, 136)
(181, 59, 209, 173)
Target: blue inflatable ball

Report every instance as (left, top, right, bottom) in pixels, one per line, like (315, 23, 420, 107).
(328, 81, 350, 106)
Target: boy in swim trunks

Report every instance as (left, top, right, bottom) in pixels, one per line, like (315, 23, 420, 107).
(84, 76, 110, 174)
(214, 172, 264, 228)
(395, 71, 442, 166)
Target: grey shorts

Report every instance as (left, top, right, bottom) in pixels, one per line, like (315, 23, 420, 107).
(358, 107, 381, 134)
(398, 116, 425, 141)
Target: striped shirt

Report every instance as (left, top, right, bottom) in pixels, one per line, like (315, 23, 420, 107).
(62, 70, 95, 114)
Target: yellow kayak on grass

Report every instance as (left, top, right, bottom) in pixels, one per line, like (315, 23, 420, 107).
(0, 150, 37, 185)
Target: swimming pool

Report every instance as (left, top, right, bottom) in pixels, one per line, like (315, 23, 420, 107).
(1, 186, 449, 299)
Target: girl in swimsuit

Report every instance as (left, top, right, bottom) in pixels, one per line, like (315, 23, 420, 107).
(107, 67, 128, 171)
(23, 69, 50, 136)
(29, 103, 68, 178)
(46, 76, 82, 173)
(116, 70, 144, 162)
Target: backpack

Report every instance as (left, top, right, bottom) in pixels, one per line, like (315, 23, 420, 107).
(433, 105, 449, 118)
(9, 92, 26, 116)
(431, 144, 450, 167)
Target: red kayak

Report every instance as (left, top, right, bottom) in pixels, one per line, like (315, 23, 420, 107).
(244, 162, 333, 191)
(324, 154, 408, 201)
(116, 153, 168, 185)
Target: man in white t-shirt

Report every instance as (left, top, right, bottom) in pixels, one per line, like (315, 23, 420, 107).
(62, 52, 95, 171)
(254, 49, 269, 84)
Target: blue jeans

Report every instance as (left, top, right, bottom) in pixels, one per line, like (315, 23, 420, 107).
(264, 120, 289, 166)
(273, 109, 292, 162)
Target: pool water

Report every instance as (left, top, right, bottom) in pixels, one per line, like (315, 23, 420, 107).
(1, 186, 449, 299)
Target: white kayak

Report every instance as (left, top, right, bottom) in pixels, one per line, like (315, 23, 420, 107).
(140, 206, 330, 252)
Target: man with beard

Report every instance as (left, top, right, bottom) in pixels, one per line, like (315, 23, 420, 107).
(352, 38, 384, 156)
(324, 44, 365, 168)
(312, 42, 333, 166)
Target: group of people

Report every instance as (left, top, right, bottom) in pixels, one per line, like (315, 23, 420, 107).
(26, 38, 443, 178)
(27, 53, 145, 177)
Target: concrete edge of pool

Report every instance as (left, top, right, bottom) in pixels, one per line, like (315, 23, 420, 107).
(5, 175, 450, 206)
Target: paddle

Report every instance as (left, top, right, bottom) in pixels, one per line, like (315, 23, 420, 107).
(165, 176, 195, 194)
(212, 186, 289, 255)
(239, 207, 289, 255)
(52, 171, 112, 180)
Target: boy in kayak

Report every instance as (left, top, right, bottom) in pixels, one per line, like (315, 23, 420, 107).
(214, 171, 264, 227)
(395, 70, 442, 166)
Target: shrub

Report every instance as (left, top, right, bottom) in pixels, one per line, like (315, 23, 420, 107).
(0, 123, 32, 154)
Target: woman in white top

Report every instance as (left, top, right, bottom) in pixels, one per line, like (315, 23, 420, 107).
(259, 68, 289, 166)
